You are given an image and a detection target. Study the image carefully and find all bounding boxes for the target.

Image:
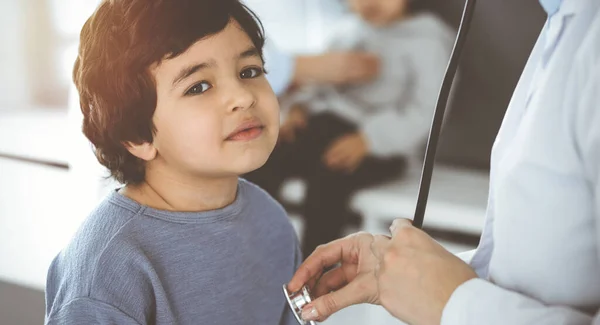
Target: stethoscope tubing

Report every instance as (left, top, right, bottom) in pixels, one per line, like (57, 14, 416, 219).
(412, 0, 477, 229)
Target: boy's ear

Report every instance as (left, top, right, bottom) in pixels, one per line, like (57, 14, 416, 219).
(124, 141, 157, 161)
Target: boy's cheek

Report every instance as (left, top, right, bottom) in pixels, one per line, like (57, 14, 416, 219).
(263, 94, 281, 126)
(254, 98, 280, 138)
(156, 120, 221, 157)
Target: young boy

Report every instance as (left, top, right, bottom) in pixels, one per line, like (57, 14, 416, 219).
(44, 0, 301, 324)
(246, 0, 455, 256)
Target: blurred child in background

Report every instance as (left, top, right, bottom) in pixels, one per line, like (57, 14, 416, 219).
(247, 0, 456, 256)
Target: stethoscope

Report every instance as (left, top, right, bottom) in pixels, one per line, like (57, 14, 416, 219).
(283, 0, 477, 323)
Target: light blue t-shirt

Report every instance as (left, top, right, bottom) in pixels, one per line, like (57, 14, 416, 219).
(45, 179, 302, 325)
(263, 38, 295, 96)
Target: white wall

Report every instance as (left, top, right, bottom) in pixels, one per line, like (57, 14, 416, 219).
(244, 0, 348, 53)
(0, 0, 29, 109)
(0, 159, 75, 290)
(0, 111, 112, 290)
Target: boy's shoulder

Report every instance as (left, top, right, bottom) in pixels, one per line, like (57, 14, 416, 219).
(48, 192, 148, 275)
(62, 193, 141, 255)
(45, 194, 152, 318)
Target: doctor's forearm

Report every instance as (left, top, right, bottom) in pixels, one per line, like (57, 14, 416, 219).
(442, 279, 599, 325)
(291, 52, 380, 87)
(291, 55, 351, 86)
(291, 55, 322, 86)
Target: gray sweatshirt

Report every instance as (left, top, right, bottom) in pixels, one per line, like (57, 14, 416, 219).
(45, 179, 301, 325)
(284, 13, 456, 157)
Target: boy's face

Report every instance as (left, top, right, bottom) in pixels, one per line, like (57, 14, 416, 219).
(348, 0, 409, 26)
(145, 20, 279, 179)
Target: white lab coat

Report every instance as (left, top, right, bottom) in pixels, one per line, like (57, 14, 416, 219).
(442, 0, 600, 323)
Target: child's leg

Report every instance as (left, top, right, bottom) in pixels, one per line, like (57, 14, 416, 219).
(301, 156, 407, 257)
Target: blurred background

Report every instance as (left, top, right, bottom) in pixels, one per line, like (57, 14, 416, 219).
(0, 0, 545, 324)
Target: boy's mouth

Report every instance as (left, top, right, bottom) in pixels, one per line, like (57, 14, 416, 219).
(226, 119, 265, 141)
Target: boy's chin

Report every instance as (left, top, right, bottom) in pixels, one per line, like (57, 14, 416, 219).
(229, 151, 272, 175)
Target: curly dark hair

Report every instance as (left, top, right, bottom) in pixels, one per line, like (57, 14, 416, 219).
(73, 0, 266, 184)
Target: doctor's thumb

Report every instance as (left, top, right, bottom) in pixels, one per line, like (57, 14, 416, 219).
(300, 279, 374, 322)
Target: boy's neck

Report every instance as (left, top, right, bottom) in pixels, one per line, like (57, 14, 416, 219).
(121, 170, 239, 213)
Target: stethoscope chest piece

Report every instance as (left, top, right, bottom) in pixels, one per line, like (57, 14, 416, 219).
(283, 284, 317, 325)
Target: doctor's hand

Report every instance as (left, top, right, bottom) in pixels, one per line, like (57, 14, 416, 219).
(286, 232, 382, 322)
(371, 219, 478, 325)
(323, 133, 369, 173)
(279, 105, 307, 143)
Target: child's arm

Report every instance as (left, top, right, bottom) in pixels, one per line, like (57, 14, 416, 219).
(360, 39, 452, 157)
(279, 17, 370, 122)
(45, 297, 141, 325)
(277, 84, 321, 126)
(327, 38, 453, 158)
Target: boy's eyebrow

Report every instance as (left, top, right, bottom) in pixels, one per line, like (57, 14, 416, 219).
(171, 47, 260, 88)
(239, 46, 260, 60)
(172, 62, 213, 88)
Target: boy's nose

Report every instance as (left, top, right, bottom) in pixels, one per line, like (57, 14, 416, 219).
(224, 81, 256, 112)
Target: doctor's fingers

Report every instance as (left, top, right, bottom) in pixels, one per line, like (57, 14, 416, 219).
(344, 153, 366, 174)
(312, 266, 353, 298)
(301, 275, 379, 322)
(323, 140, 349, 162)
(370, 219, 418, 260)
(324, 147, 356, 170)
(370, 234, 392, 263)
(390, 218, 413, 237)
(288, 237, 357, 292)
(388, 219, 437, 251)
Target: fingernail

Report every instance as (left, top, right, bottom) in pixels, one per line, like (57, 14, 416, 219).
(389, 222, 397, 234)
(301, 306, 319, 321)
(390, 219, 411, 234)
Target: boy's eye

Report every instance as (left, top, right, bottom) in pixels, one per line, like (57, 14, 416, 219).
(185, 81, 211, 96)
(240, 67, 264, 79)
